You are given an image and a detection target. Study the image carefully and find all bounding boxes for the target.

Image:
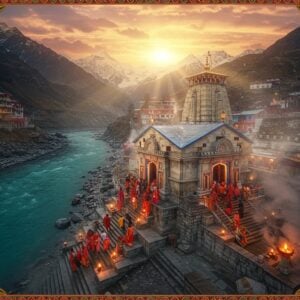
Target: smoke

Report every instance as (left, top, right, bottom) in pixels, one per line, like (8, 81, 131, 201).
(256, 168, 300, 267)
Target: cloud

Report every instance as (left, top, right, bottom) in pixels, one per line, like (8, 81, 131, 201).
(117, 27, 149, 39)
(2, 6, 117, 33)
(41, 37, 95, 54)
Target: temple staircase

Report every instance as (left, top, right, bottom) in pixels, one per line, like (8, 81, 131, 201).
(210, 191, 266, 246)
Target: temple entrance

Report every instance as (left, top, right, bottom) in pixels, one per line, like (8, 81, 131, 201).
(213, 163, 226, 183)
(149, 162, 157, 184)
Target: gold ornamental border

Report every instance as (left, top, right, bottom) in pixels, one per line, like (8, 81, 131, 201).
(0, 0, 299, 4)
(1, 296, 300, 300)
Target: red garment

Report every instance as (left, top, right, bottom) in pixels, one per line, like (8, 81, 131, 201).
(103, 237, 111, 252)
(123, 226, 134, 246)
(103, 215, 111, 231)
(152, 188, 160, 204)
(81, 245, 89, 267)
(233, 213, 241, 229)
(234, 187, 240, 197)
(142, 199, 151, 217)
(69, 252, 78, 272)
(227, 184, 234, 200)
(76, 248, 82, 262)
(117, 187, 125, 211)
(225, 199, 233, 216)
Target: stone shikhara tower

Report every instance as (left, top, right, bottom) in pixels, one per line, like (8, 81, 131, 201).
(181, 54, 232, 124)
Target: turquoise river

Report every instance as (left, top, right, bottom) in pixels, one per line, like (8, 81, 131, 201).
(0, 131, 109, 291)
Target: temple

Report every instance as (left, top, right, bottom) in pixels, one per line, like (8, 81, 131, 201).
(181, 57, 232, 124)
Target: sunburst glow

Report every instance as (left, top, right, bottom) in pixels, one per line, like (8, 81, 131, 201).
(150, 49, 175, 65)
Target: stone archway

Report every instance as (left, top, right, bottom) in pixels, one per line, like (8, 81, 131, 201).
(148, 162, 157, 185)
(212, 163, 227, 183)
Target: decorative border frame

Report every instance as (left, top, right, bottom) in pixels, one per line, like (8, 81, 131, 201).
(1, 296, 300, 299)
(0, 0, 300, 4)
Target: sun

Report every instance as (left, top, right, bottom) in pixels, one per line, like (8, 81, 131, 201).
(151, 49, 174, 65)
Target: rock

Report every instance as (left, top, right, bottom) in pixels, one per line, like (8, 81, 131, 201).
(55, 218, 71, 229)
(70, 212, 84, 223)
(71, 198, 81, 206)
(236, 277, 267, 294)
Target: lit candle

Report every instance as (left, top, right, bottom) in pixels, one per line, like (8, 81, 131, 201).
(221, 229, 226, 235)
(271, 211, 275, 216)
(111, 251, 117, 260)
(97, 262, 102, 272)
(110, 204, 114, 209)
(137, 217, 140, 223)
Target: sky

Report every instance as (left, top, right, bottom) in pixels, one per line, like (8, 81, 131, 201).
(1, 5, 300, 67)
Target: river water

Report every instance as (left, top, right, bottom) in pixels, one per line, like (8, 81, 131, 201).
(0, 131, 109, 291)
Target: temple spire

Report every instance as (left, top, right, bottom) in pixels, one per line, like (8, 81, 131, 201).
(204, 51, 211, 71)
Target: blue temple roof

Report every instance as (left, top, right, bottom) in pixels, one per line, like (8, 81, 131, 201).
(133, 123, 252, 149)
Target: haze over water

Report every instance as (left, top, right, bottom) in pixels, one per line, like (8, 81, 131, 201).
(0, 131, 109, 291)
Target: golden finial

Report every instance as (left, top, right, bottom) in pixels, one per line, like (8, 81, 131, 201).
(204, 51, 211, 71)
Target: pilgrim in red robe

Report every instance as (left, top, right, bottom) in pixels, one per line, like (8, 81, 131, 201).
(142, 198, 151, 217)
(81, 245, 90, 267)
(103, 237, 111, 252)
(227, 183, 234, 201)
(152, 187, 160, 204)
(86, 229, 94, 251)
(94, 232, 101, 253)
(69, 249, 78, 272)
(123, 226, 134, 246)
(103, 214, 111, 231)
(233, 213, 241, 230)
(117, 187, 125, 211)
(225, 197, 233, 216)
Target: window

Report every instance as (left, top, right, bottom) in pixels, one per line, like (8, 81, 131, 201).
(197, 147, 202, 152)
(166, 146, 171, 152)
(143, 138, 146, 142)
(139, 141, 142, 147)
(202, 143, 207, 148)
(234, 137, 239, 141)
(216, 136, 223, 141)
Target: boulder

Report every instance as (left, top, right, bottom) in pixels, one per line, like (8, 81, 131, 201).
(70, 212, 84, 223)
(71, 198, 81, 206)
(236, 277, 267, 294)
(55, 218, 71, 229)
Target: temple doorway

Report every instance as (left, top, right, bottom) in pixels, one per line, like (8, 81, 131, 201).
(149, 162, 157, 184)
(213, 163, 226, 183)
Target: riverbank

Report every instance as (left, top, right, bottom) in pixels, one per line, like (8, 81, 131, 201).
(0, 128, 69, 170)
(10, 134, 128, 294)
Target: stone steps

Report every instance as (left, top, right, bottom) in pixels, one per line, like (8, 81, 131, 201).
(151, 250, 184, 294)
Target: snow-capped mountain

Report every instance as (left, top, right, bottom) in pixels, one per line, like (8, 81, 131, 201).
(75, 52, 156, 89)
(236, 48, 264, 58)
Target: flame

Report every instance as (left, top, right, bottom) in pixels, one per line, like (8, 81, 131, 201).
(221, 229, 226, 235)
(279, 242, 294, 255)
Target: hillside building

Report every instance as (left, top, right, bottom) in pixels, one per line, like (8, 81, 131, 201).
(0, 92, 28, 129)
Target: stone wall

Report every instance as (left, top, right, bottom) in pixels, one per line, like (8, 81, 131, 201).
(197, 224, 296, 294)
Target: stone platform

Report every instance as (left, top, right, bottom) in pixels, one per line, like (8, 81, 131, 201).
(137, 227, 167, 256)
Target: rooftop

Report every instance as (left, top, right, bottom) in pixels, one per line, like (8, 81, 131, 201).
(232, 109, 264, 116)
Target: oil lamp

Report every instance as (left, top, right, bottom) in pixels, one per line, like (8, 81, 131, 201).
(97, 262, 102, 273)
(221, 229, 226, 236)
(110, 203, 114, 209)
(267, 248, 277, 260)
(277, 242, 294, 275)
(111, 251, 117, 261)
